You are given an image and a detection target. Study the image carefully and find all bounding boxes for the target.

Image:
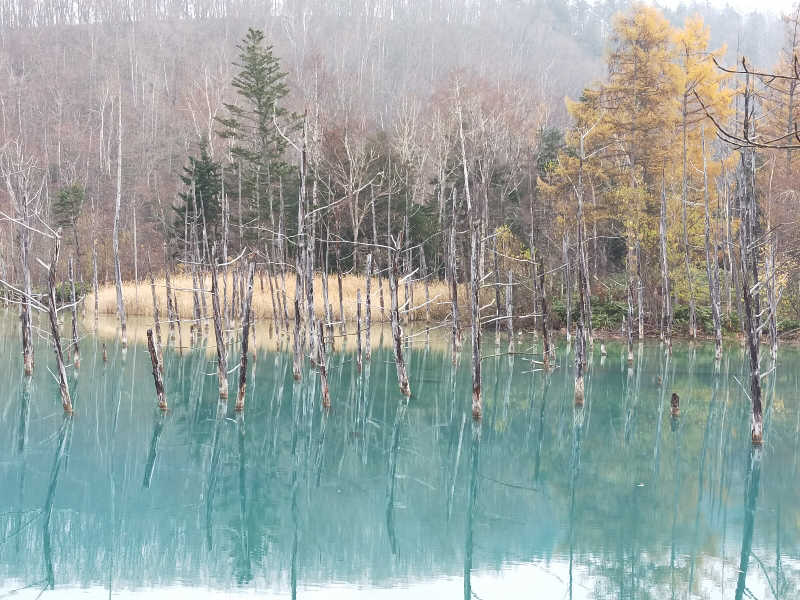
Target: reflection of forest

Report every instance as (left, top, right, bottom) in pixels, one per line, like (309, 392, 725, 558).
(0, 323, 799, 598)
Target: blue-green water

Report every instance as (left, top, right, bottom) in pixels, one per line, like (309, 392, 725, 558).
(1, 315, 799, 599)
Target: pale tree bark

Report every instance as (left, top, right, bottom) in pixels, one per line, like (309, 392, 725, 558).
(388, 240, 410, 397)
(449, 188, 462, 359)
(210, 248, 228, 400)
(147, 260, 163, 364)
(737, 114, 762, 445)
(236, 262, 255, 412)
(701, 131, 722, 360)
(46, 235, 71, 413)
(356, 288, 363, 372)
(365, 253, 372, 360)
(457, 84, 482, 419)
(660, 174, 673, 353)
(506, 270, 514, 351)
(92, 239, 99, 328)
(1, 142, 39, 375)
(682, 94, 697, 339)
(113, 93, 128, 349)
(69, 256, 80, 370)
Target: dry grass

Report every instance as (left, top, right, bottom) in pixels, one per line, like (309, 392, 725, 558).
(89, 313, 456, 355)
(92, 272, 458, 324)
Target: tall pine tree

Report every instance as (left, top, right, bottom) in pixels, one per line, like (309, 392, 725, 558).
(217, 28, 297, 244)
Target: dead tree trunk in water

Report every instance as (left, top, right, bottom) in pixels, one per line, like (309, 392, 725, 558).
(702, 131, 722, 360)
(356, 289, 363, 373)
(506, 270, 514, 350)
(469, 215, 482, 419)
(493, 235, 502, 344)
(147, 262, 163, 360)
(449, 189, 462, 359)
(739, 157, 763, 444)
(420, 247, 431, 325)
(47, 235, 72, 413)
(537, 253, 552, 369)
(626, 245, 635, 364)
(236, 262, 255, 412)
(4, 144, 39, 376)
(92, 239, 99, 328)
(318, 321, 331, 408)
(113, 93, 127, 349)
(147, 329, 167, 410)
(69, 256, 80, 370)
(660, 174, 673, 353)
(636, 240, 644, 341)
(292, 297, 302, 381)
(210, 249, 228, 400)
(528, 193, 551, 367)
(163, 243, 176, 335)
(370, 187, 386, 321)
(457, 90, 481, 420)
(365, 254, 372, 360)
(575, 254, 587, 405)
(389, 241, 411, 397)
(18, 190, 34, 374)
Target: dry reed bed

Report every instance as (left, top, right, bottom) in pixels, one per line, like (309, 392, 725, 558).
(92, 273, 460, 323)
(89, 314, 457, 355)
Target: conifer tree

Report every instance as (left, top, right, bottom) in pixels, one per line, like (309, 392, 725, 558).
(217, 28, 296, 242)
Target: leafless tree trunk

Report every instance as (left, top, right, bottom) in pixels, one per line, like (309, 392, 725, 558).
(236, 262, 255, 412)
(47, 236, 71, 413)
(702, 131, 722, 359)
(145, 263, 161, 354)
(493, 235, 502, 344)
(92, 239, 99, 328)
(626, 246, 635, 364)
(449, 189, 462, 359)
(113, 93, 127, 349)
(163, 243, 176, 334)
(69, 256, 80, 370)
(365, 253, 372, 360)
(371, 189, 386, 320)
(660, 174, 672, 353)
(293, 297, 302, 381)
(389, 240, 410, 397)
(636, 240, 644, 340)
(356, 288, 363, 372)
(2, 143, 38, 375)
(420, 247, 431, 325)
(457, 88, 481, 419)
(210, 248, 228, 399)
(682, 95, 696, 340)
(147, 329, 167, 411)
(318, 321, 331, 408)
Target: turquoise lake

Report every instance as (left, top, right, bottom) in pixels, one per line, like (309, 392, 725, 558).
(0, 314, 798, 598)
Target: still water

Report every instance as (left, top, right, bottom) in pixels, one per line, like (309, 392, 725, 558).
(0, 315, 798, 599)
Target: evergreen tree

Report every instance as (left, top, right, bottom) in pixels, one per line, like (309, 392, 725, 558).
(175, 138, 222, 247)
(53, 183, 85, 275)
(217, 28, 297, 240)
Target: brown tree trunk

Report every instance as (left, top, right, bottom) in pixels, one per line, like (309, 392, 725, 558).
(47, 236, 71, 413)
(236, 262, 255, 412)
(147, 328, 167, 411)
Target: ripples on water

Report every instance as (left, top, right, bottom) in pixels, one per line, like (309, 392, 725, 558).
(0, 315, 798, 599)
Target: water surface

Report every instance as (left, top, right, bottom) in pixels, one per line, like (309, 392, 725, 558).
(1, 314, 799, 598)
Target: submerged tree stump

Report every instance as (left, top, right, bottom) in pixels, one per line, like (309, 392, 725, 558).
(147, 328, 167, 411)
